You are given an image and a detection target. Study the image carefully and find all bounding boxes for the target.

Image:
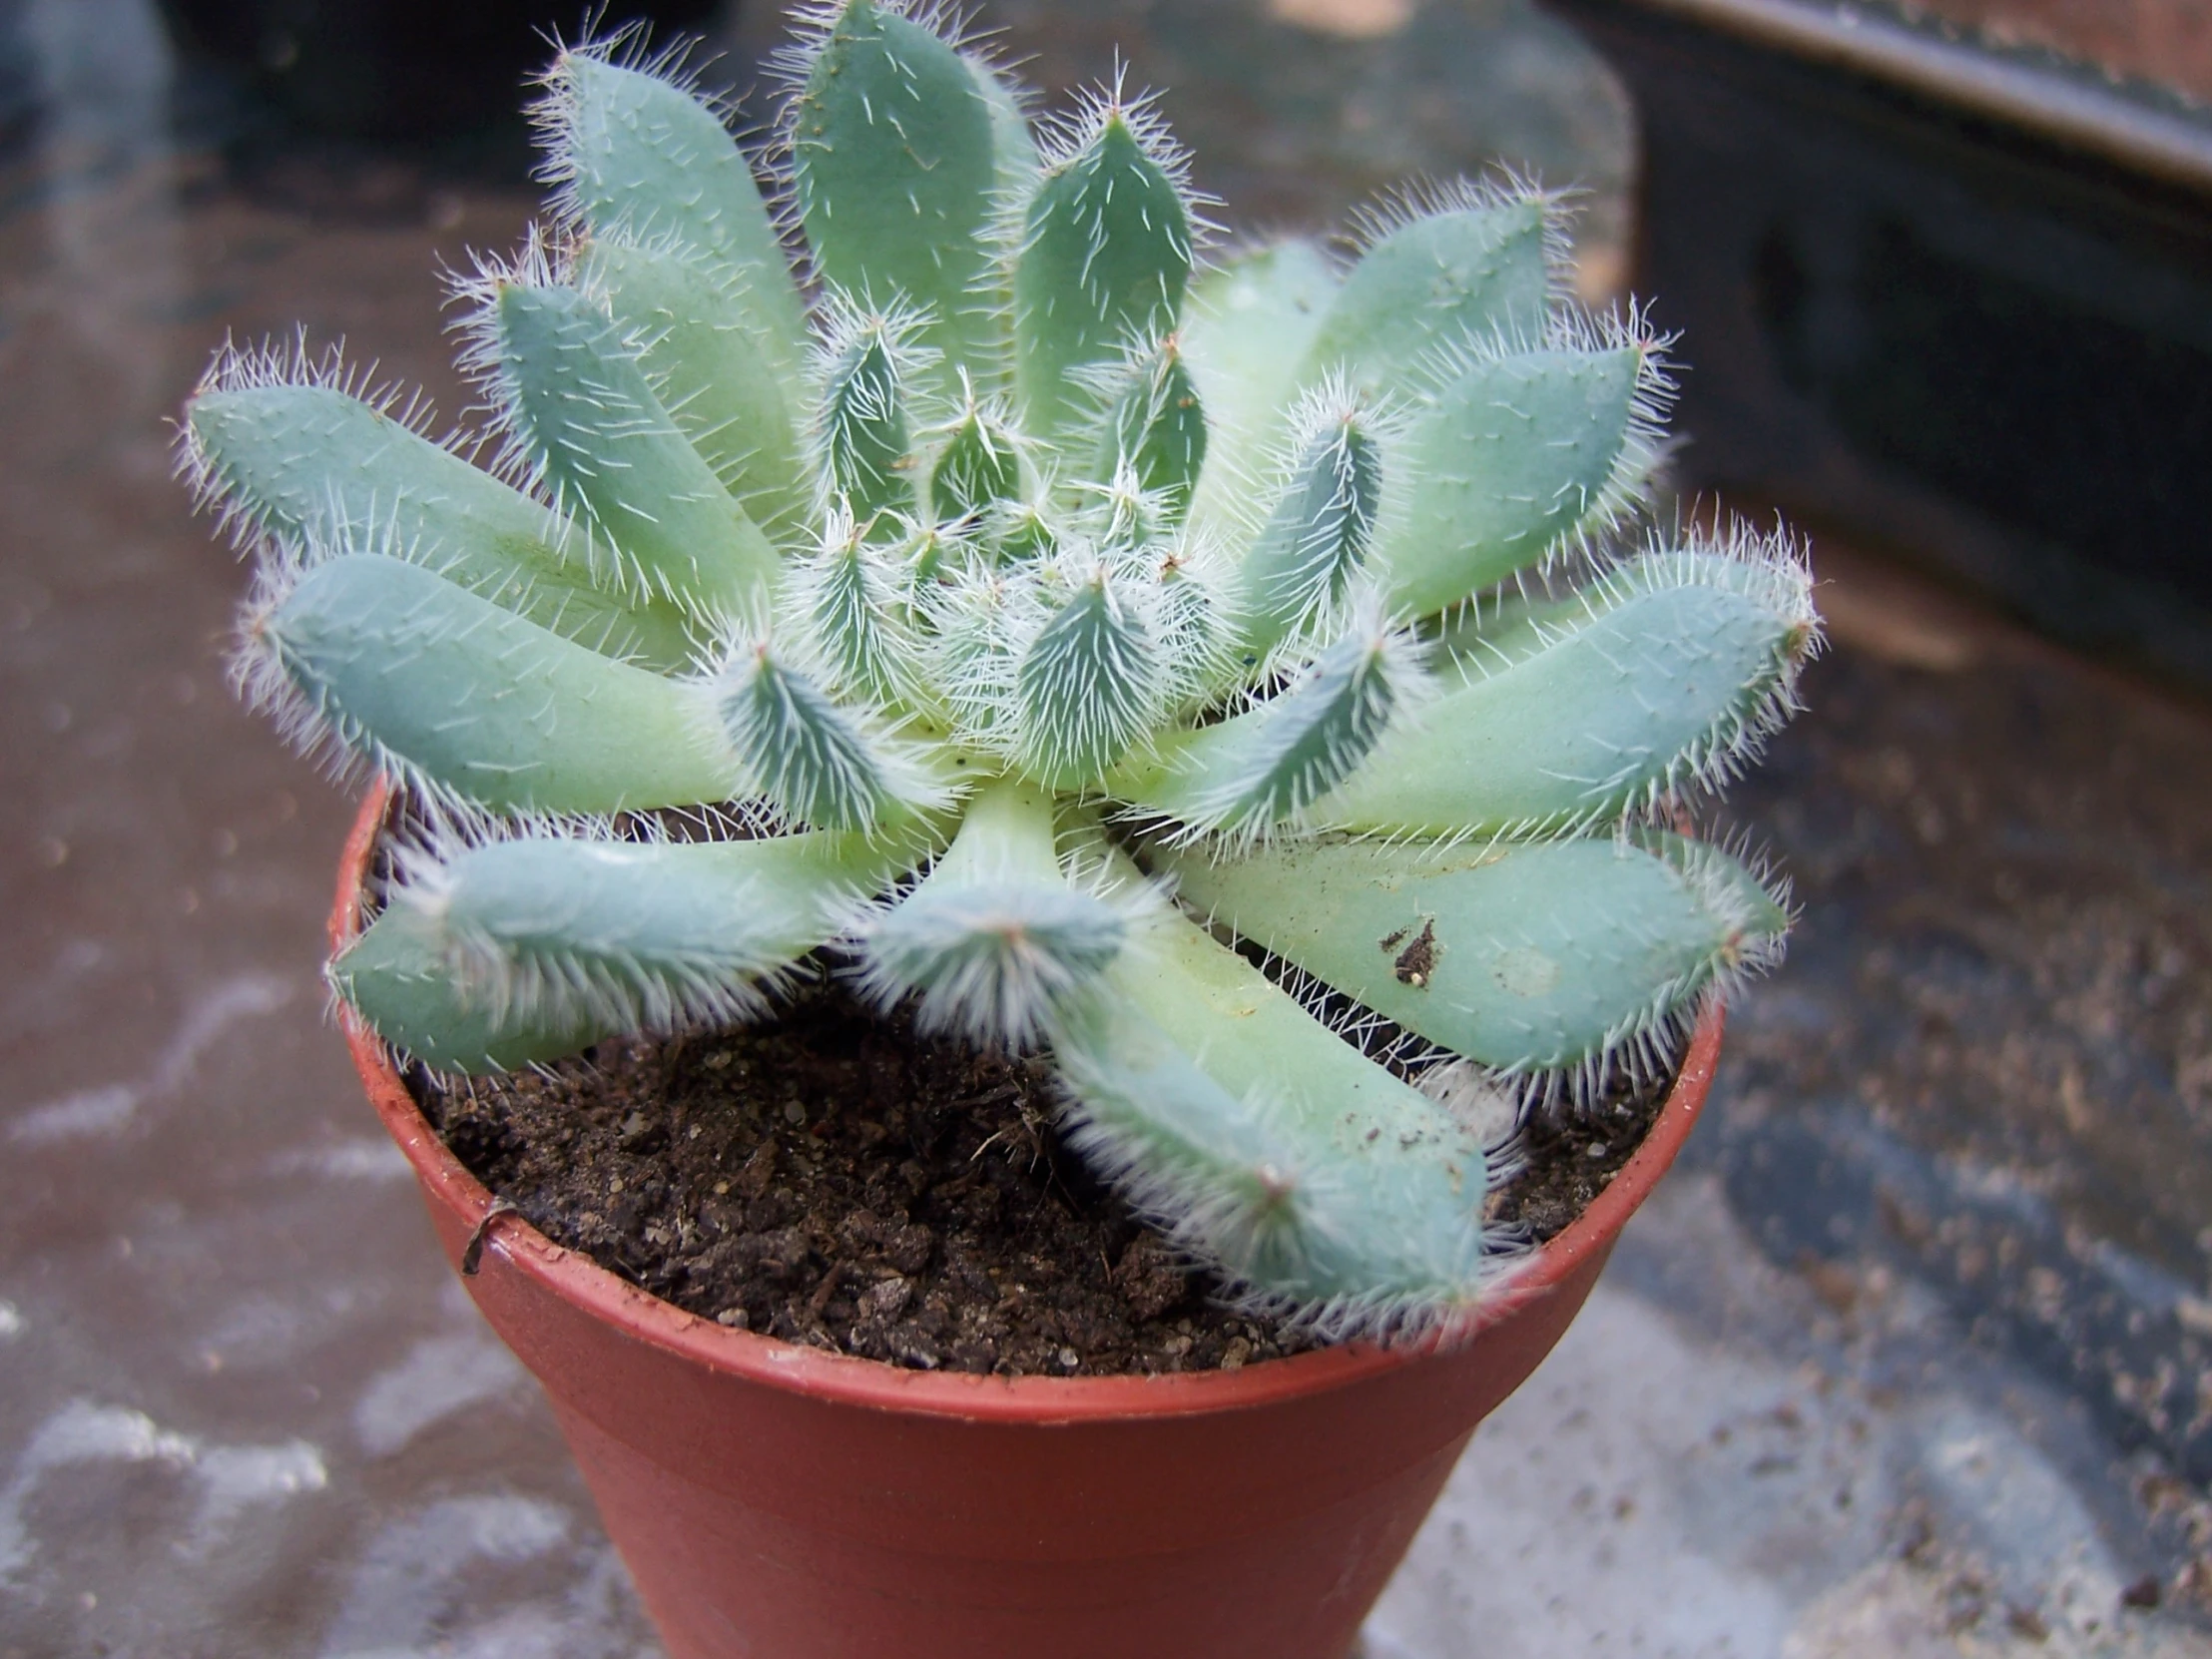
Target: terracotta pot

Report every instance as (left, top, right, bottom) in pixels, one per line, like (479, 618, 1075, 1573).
(333, 785, 1723, 1659)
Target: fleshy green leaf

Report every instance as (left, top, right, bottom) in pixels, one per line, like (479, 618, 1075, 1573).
(576, 234, 810, 542)
(976, 51, 1042, 200)
(1093, 336, 1207, 525)
(1113, 618, 1422, 838)
(336, 831, 895, 1072)
(1180, 239, 1339, 537)
(1015, 569, 1163, 789)
(929, 388, 1026, 521)
(1236, 399, 1386, 660)
(818, 306, 923, 524)
(791, 0, 1002, 372)
(255, 555, 739, 813)
(1153, 831, 1787, 1075)
(790, 515, 923, 709)
(713, 637, 945, 831)
(1321, 547, 1816, 835)
(857, 778, 1124, 1045)
(1298, 185, 1556, 395)
(987, 500, 1059, 565)
(481, 279, 781, 612)
(1377, 327, 1667, 618)
(1053, 887, 1494, 1327)
(186, 380, 700, 672)
(539, 51, 806, 361)
(1013, 109, 1195, 435)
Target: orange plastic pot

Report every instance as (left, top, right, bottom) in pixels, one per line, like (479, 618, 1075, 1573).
(334, 786, 1722, 1659)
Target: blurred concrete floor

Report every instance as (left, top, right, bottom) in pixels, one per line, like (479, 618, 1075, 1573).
(1, 1, 2209, 1654)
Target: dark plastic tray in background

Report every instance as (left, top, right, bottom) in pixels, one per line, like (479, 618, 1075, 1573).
(1544, 0, 2212, 692)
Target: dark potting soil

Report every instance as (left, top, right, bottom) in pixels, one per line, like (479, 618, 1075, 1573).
(414, 975, 1676, 1378)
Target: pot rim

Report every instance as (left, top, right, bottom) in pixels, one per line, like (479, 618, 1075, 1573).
(335, 782, 1721, 1424)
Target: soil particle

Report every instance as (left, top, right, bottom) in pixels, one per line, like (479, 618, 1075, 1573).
(1484, 1074, 1674, 1241)
(1390, 919, 1438, 987)
(414, 974, 1674, 1377)
(2121, 1574, 2162, 1611)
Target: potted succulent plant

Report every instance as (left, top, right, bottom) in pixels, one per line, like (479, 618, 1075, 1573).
(179, 3, 1819, 1653)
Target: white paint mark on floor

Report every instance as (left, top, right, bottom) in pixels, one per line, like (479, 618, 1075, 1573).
(0, 1399, 325, 1578)
(11, 1082, 140, 1145)
(317, 1494, 575, 1659)
(269, 1137, 411, 1183)
(354, 1334, 526, 1458)
(8, 972, 291, 1144)
(189, 1441, 329, 1550)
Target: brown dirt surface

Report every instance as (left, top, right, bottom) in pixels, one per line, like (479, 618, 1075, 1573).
(1487, 1076, 1675, 1241)
(414, 974, 1674, 1377)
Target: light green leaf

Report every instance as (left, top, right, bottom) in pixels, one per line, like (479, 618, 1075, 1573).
(1235, 404, 1385, 660)
(1093, 337, 1207, 525)
(1322, 551, 1814, 834)
(1299, 187, 1555, 395)
(1016, 569, 1163, 788)
(1377, 332, 1664, 618)
(262, 554, 738, 813)
(188, 382, 699, 671)
(1013, 111, 1194, 435)
(576, 235, 810, 542)
(1153, 830, 1786, 1074)
(858, 778, 1124, 1045)
(486, 281, 782, 612)
(541, 50, 806, 364)
(1181, 239, 1339, 538)
(930, 393, 1025, 521)
(1053, 890, 1494, 1323)
(713, 639, 946, 831)
(337, 831, 896, 1072)
(1112, 621, 1419, 837)
(819, 316, 919, 524)
(791, 0, 1002, 372)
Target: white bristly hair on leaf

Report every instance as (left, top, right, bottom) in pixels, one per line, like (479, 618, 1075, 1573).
(1235, 373, 1404, 663)
(1147, 527, 1238, 711)
(806, 284, 940, 520)
(1073, 454, 1176, 551)
(1436, 517, 1822, 825)
(1022, 64, 1223, 255)
(1169, 590, 1434, 848)
(529, 21, 755, 242)
(174, 330, 473, 550)
(225, 530, 533, 808)
(853, 878, 1131, 1048)
(1405, 300, 1679, 574)
(923, 366, 1031, 520)
(1049, 1051, 1529, 1348)
(441, 228, 667, 586)
(375, 815, 838, 1037)
(705, 613, 952, 832)
(1341, 167, 1579, 310)
(1502, 823, 1795, 1119)
(1011, 552, 1170, 788)
(783, 502, 927, 710)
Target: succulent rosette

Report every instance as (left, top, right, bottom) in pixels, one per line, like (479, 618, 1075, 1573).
(182, 1, 1820, 1339)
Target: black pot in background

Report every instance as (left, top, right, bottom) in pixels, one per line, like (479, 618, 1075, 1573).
(1544, 0, 2212, 693)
